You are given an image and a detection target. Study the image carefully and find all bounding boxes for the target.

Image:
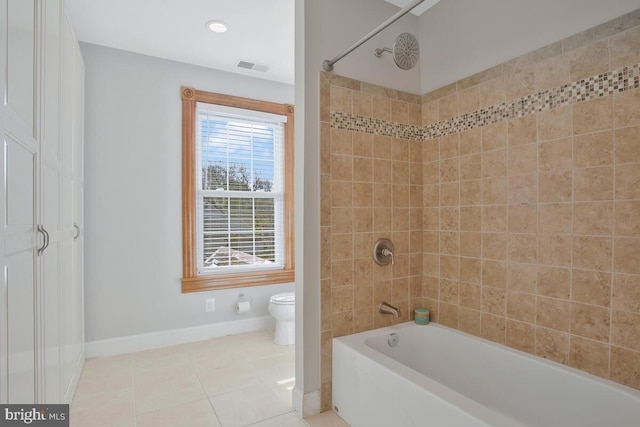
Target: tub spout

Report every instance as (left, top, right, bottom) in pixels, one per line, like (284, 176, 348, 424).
(379, 301, 401, 318)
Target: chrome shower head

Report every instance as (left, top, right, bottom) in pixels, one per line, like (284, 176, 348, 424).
(375, 32, 420, 70)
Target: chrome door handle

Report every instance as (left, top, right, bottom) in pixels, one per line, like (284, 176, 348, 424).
(73, 223, 80, 240)
(37, 225, 50, 255)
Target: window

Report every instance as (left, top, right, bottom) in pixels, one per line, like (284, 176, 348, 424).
(181, 87, 294, 292)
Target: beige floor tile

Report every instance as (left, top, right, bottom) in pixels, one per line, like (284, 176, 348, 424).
(187, 339, 245, 369)
(136, 399, 220, 427)
(305, 411, 350, 427)
(210, 384, 293, 427)
(134, 373, 206, 415)
(247, 411, 307, 427)
(228, 330, 292, 361)
(134, 354, 194, 386)
(196, 360, 261, 397)
(81, 354, 133, 381)
(71, 388, 135, 427)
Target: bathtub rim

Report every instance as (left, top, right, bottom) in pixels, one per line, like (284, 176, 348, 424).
(332, 322, 640, 426)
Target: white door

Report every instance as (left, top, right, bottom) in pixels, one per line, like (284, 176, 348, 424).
(39, 0, 63, 404)
(0, 0, 40, 404)
(60, 15, 84, 401)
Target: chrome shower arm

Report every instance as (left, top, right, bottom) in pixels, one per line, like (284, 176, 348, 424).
(374, 47, 392, 58)
(322, 0, 426, 72)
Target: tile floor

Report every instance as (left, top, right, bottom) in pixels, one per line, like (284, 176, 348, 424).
(71, 329, 348, 427)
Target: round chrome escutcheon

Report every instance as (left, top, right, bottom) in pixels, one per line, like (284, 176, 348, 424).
(388, 332, 399, 347)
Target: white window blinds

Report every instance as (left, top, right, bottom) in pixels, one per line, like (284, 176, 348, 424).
(196, 103, 286, 275)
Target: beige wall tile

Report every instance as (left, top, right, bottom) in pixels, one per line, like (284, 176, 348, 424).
(353, 157, 372, 183)
(331, 155, 352, 181)
(422, 101, 439, 126)
(459, 282, 481, 309)
(440, 182, 459, 207)
(538, 171, 572, 202)
(331, 259, 353, 286)
(507, 291, 536, 323)
(440, 158, 460, 183)
(508, 175, 537, 204)
(573, 202, 613, 235)
(460, 154, 482, 181)
(509, 233, 537, 264)
(373, 158, 392, 183)
(460, 257, 482, 285)
(391, 100, 408, 124)
(440, 231, 460, 256)
(573, 167, 613, 201)
(353, 307, 374, 333)
(460, 232, 482, 258)
(460, 128, 482, 156)
(614, 238, 640, 275)
(481, 313, 506, 344)
(571, 269, 611, 307)
(538, 235, 572, 267)
(440, 255, 459, 280)
(373, 135, 392, 159)
(506, 320, 535, 353)
(439, 279, 459, 304)
(534, 54, 570, 91)
(573, 131, 613, 168)
(570, 302, 610, 341)
(505, 66, 534, 101)
(614, 126, 640, 164)
(536, 296, 571, 331)
(572, 236, 612, 272)
(508, 143, 538, 175)
(480, 76, 506, 108)
(392, 138, 409, 161)
(353, 182, 373, 207)
(538, 266, 570, 299)
(372, 96, 391, 121)
(439, 92, 458, 121)
(612, 274, 640, 313)
(330, 86, 352, 113)
(615, 163, 640, 200)
(460, 206, 481, 232)
(482, 260, 507, 288)
(482, 205, 507, 233)
(408, 103, 422, 126)
(508, 205, 537, 234)
(508, 115, 537, 146)
(482, 149, 507, 178)
(569, 336, 610, 378)
(610, 346, 640, 389)
(568, 39, 610, 81)
(483, 177, 507, 205)
(611, 310, 640, 351)
(331, 234, 353, 261)
(537, 105, 572, 141)
(458, 86, 480, 114)
(353, 91, 373, 117)
(331, 311, 354, 337)
(539, 138, 572, 172)
(482, 287, 506, 316)
(458, 308, 481, 336)
(460, 180, 482, 206)
(320, 124, 331, 174)
(535, 327, 569, 364)
(440, 207, 459, 231)
(330, 128, 352, 155)
(439, 302, 459, 328)
(331, 181, 352, 207)
(609, 26, 640, 70)
(573, 96, 612, 135)
(483, 233, 508, 260)
(508, 262, 538, 294)
(482, 121, 508, 151)
(538, 203, 572, 235)
(614, 87, 640, 128)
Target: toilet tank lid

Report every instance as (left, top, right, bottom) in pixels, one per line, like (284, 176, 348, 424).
(270, 292, 295, 304)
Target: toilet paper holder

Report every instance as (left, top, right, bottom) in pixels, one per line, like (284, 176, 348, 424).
(238, 292, 252, 303)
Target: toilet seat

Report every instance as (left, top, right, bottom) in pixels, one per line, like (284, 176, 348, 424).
(270, 292, 295, 305)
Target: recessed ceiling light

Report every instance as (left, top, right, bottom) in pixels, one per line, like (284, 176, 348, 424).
(206, 20, 228, 33)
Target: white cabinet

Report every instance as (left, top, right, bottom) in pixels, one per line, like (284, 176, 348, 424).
(0, 0, 84, 404)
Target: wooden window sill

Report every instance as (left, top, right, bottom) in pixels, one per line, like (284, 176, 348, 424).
(181, 269, 295, 293)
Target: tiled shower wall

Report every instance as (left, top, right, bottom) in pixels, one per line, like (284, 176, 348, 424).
(319, 74, 424, 410)
(321, 10, 640, 411)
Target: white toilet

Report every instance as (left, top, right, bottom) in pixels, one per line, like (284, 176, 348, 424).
(268, 292, 295, 345)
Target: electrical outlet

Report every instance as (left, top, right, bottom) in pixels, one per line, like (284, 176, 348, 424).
(205, 298, 215, 312)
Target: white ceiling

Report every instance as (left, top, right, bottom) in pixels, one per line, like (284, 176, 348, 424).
(64, 0, 295, 85)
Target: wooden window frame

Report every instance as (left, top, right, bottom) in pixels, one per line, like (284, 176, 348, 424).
(181, 86, 295, 293)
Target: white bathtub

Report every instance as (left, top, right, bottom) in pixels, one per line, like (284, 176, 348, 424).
(332, 322, 640, 427)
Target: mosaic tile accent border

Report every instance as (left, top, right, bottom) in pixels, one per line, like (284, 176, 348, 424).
(330, 62, 640, 141)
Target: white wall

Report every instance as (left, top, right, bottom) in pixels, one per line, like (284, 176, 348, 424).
(81, 43, 295, 343)
(419, 0, 640, 92)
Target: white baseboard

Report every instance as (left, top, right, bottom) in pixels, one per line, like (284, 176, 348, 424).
(85, 316, 275, 358)
(293, 387, 321, 418)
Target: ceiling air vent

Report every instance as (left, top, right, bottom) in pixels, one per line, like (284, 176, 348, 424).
(236, 60, 270, 73)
